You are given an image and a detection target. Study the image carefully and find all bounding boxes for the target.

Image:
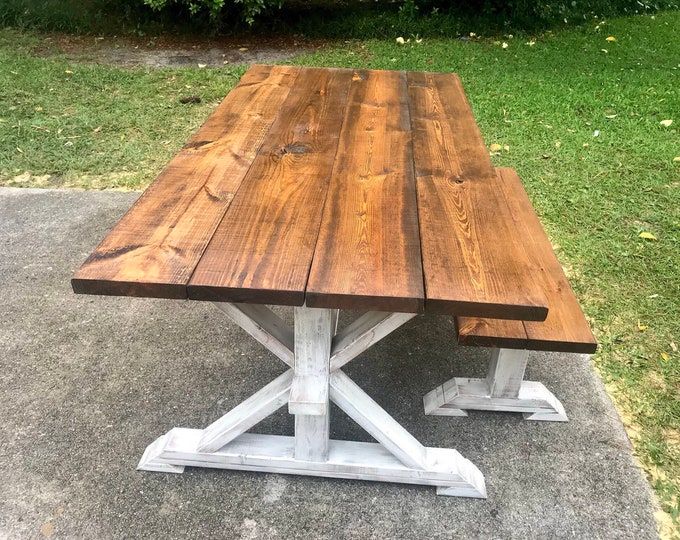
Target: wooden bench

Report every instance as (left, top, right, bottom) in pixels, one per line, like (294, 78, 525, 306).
(424, 168, 597, 421)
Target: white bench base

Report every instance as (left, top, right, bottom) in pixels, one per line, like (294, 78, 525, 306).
(423, 348, 568, 422)
(138, 304, 486, 498)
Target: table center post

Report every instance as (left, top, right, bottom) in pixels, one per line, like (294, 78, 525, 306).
(289, 306, 333, 461)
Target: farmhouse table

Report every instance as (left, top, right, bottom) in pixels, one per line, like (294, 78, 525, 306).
(72, 65, 552, 498)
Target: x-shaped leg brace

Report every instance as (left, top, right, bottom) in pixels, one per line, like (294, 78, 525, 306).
(138, 304, 486, 498)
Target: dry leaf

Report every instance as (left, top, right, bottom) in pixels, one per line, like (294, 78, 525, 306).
(605, 114, 617, 119)
(606, 36, 616, 42)
(489, 143, 503, 152)
(673, 157, 680, 162)
(40, 522, 54, 537)
(661, 353, 670, 362)
(660, 119, 673, 127)
(671, 342, 678, 352)
(638, 232, 657, 240)
(396, 37, 405, 45)
(637, 322, 648, 332)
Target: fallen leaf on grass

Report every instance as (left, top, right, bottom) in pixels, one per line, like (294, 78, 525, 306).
(671, 342, 678, 352)
(660, 119, 673, 127)
(606, 36, 617, 42)
(661, 353, 670, 361)
(638, 232, 657, 240)
(489, 143, 503, 152)
(637, 322, 648, 332)
(673, 157, 680, 162)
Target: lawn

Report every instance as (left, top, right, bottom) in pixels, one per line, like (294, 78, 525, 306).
(1, 10, 678, 536)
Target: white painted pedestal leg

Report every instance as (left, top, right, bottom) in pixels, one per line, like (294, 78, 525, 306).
(138, 304, 486, 498)
(423, 348, 568, 422)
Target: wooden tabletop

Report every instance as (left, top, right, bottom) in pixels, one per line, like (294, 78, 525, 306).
(72, 65, 549, 321)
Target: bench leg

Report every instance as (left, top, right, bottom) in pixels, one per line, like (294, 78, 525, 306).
(138, 304, 486, 498)
(423, 348, 568, 422)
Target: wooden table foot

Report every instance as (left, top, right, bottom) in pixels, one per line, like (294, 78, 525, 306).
(138, 430, 486, 498)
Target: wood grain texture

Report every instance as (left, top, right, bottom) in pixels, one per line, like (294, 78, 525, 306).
(72, 65, 300, 298)
(188, 67, 354, 305)
(305, 69, 424, 313)
(408, 71, 548, 320)
(457, 168, 597, 353)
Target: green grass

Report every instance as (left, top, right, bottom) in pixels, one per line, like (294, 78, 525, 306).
(0, 30, 246, 189)
(1, 11, 679, 535)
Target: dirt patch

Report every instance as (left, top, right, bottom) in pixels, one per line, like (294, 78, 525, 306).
(32, 33, 326, 68)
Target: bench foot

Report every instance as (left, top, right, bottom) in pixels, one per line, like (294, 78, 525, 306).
(424, 377, 568, 421)
(425, 347, 568, 422)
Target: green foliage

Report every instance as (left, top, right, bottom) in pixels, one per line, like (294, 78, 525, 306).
(143, 0, 279, 26)
(1, 0, 678, 34)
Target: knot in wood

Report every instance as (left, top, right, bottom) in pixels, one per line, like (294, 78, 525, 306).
(276, 143, 310, 159)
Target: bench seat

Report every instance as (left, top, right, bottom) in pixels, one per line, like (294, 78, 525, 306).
(424, 168, 596, 421)
(455, 167, 597, 354)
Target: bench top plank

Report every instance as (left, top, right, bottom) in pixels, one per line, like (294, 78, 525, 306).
(71, 65, 300, 298)
(407, 72, 548, 321)
(457, 168, 597, 353)
(305, 69, 424, 313)
(187, 67, 354, 305)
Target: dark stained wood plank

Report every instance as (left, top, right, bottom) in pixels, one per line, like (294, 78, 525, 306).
(456, 168, 597, 353)
(407, 71, 548, 321)
(305, 70, 424, 313)
(501, 168, 597, 352)
(188, 67, 355, 305)
(72, 65, 300, 298)
(455, 316, 528, 349)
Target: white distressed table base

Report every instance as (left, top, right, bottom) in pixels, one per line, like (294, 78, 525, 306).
(138, 304, 487, 498)
(138, 430, 485, 498)
(423, 348, 568, 422)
